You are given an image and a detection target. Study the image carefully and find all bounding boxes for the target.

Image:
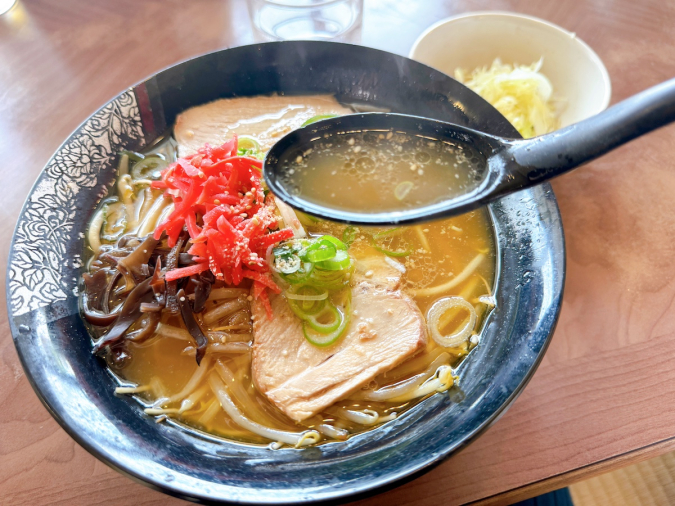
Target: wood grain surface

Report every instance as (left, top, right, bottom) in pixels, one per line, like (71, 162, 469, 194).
(2, 0, 675, 504)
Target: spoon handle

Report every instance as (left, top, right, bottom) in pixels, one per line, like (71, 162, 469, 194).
(504, 77, 675, 186)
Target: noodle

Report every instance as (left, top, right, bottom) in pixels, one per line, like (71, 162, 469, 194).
(214, 361, 281, 426)
(203, 298, 248, 325)
(162, 355, 213, 405)
(208, 374, 320, 447)
(87, 206, 106, 254)
(118, 174, 135, 228)
(145, 383, 210, 415)
(182, 342, 250, 357)
(414, 225, 431, 252)
(210, 332, 252, 342)
(135, 187, 156, 226)
(198, 399, 222, 425)
(412, 253, 485, 297)
(208, 287, 250, 300)
(136, 196, 171, 237)
(380, 347, 447, 382)
(155, 323, 192, 341)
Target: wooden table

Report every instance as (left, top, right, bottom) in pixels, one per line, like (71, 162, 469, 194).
(2, 0, 675, 504)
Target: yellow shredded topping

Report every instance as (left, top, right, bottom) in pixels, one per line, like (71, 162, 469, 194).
(455, 58, 561, 139)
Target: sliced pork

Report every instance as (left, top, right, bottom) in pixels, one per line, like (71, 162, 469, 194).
(174, 94, 352, 156)
(251, 255, 427, 422)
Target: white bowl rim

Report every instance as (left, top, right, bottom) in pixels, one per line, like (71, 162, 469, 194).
(409, 10, 612, 114)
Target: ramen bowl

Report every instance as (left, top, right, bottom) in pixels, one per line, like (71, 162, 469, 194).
(6, 41, 564, 504)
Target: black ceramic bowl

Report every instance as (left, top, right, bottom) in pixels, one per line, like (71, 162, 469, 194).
(6, 42, 564, 504)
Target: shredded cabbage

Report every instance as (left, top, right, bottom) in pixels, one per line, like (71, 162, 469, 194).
(455, 58, 561, 138)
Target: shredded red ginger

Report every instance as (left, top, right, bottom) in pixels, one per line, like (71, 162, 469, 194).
(151, 135, 294, 317)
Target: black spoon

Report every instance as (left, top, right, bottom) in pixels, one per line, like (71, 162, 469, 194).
(264, 78, 675, 225)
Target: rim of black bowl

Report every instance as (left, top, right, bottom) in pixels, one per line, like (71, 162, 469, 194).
(6, 41, 565, 505)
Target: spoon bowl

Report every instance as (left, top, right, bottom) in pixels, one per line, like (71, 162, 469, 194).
(264, 77, 675, 225)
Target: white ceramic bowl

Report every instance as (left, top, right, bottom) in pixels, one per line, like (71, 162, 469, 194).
(409, 11, 612, 129)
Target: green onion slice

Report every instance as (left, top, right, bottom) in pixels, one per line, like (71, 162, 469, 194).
(318, 235, 347, 251)
(315, 250, 351, 271)
(304, 241, 337, 263)
(301, 114, 339, 127)
(131, 155, 168, 180)
(371, 229, 412, 257)
(282, 262, 314, 284)
(119, 150, 145, 162)
(286, 285, 328, 313)
(303, 303, 350, 346)
(275, 254, 302, 274)
(238, 135, 260, 152)
(304, 304, 342, 333)
(373, 228, 403, 240)
(296, 211, 321, 226)
(342, 226, 357, 247)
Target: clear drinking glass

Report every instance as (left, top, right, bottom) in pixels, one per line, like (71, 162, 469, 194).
(0, 0, 17, 15)
(248, 0, 362, 41)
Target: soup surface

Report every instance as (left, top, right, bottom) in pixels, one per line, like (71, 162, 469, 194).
(276, 129, 487, 213)
(82, 95, 497, 447)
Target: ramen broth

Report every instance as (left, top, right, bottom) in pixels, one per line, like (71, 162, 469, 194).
(83, 95, 497, 447)
(117, 212, 495, 443)
(277, 130, 487, 213)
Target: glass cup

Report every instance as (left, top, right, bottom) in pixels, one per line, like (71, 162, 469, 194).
(248, 0, 362, 41)
(0, 0, 17, 15)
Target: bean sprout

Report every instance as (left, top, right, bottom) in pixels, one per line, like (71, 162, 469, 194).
(208, 374, 320, 447)
(355, 352, 450, 401)
(386, 365, 455, 403)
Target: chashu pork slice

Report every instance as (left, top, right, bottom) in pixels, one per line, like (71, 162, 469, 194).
(174, 94, 353, 157)
(251, 255, 427, 422)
